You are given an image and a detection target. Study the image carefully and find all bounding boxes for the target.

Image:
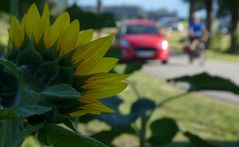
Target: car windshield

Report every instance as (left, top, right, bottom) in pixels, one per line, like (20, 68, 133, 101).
(125, 25, 159, 35)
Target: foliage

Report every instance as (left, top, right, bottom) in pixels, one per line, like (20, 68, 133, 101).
(66, 4, 116, 30)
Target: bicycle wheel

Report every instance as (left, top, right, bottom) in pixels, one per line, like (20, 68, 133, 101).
(198, 48, 207, 65)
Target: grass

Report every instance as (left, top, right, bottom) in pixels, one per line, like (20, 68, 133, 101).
(120, 70, 239, 141)
(112, 63, 239, 146)
(166, 31, 187, 53)
(207, 51, 239, 63)
(79, 64, 239, 147)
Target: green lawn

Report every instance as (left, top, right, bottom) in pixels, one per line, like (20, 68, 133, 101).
(113, 64, 239, 146)
(120, 71, 239, 141)
(207, 51, 239, 63)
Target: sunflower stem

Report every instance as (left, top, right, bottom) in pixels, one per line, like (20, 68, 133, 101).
(1, 120, 17, 147)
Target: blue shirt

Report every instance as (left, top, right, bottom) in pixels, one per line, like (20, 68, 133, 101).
(189, 22, 205, 38)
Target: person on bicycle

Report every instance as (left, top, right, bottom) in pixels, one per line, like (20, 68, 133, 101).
(188, 14, 208, 51)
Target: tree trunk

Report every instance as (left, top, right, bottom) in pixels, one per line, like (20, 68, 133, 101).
(205, 0, 213, 49)
(96, 0, 102, 14)
(189, 0, 194, 22)
(229, 6, 239, 53)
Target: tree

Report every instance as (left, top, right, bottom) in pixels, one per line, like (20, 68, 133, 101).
(183, 0, 214, 48)
(218, 0, 239, 53)
(204, 0, 213, 48)
(182, 0, 204, 22)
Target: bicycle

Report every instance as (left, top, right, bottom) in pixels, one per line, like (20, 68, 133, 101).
(184, 39, 207, 65)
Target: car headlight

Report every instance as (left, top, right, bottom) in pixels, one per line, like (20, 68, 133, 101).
(161, 40, 169, 50)
(119, 39, 130, 48)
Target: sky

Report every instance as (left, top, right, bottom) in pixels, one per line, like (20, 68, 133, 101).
(70, 0, 189, 18)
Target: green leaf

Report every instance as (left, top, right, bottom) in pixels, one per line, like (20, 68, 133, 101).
(184, 132, 217, 147)
(98, 98, 156, 129)
(98, 97, 132, 129)
(16, 105, 51, 118)
(0, 108, 18, 120)
(168, 72, 239, 94)
(40, 84, 81, 99)
(13, 123, 45, 147)
(38, 124, 106, 147)
(52, 66, 75, 84)
(98, 111, 132, 129)
(34, 61, 59, 84)
(124, 61, 145, 74)
(130, 98, 156, 121)
(148, 118, 179, 145)
(92, 127, 135, 145)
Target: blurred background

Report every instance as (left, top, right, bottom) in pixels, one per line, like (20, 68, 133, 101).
(2, 0, 239, 147)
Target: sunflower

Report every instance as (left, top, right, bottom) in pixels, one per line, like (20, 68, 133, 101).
(7, 3, 127, 117)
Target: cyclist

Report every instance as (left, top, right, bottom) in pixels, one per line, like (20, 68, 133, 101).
(188, 14, 208, 64)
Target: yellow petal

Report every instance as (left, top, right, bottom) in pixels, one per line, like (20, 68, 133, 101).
(31, 4, 43, 43)
(42, 4, 52, 48)
(69, 110, 89, 117)
(84, 73, 128, 85)
(72, 34, 114, 64)
(50, 12, 70, 47)
(76, 29, 94, 47)
(79, 73, 128, 102)
(23, 7, 33, 39)
(24, 4, 43, 43)
(9, 16, 24, 48)
(70, 109, 100, 117)
(80, 83, 127, 102)
(69, 101, 113, 117)
(43, 25, 51, 48)
(58, 19, 79, 55)
(81, 102, 114, 113)
(75, 57, 118, 76)
(42, 4, 50, 27)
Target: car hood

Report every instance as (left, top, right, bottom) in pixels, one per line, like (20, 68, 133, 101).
(123, 34, 165, 47)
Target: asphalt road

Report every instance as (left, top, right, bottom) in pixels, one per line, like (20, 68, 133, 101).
(142, 53, 239, 104)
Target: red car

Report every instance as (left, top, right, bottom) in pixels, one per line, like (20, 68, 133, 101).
(117, 19, 170, 63)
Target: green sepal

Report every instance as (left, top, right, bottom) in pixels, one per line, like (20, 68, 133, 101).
(16, 43, 43, 73)
(52, 66, 75, 85)
(6, 46, 20, 63)
(0, 58, 21, 80)
(40, 84, 81, 99)
(34, 60, 59, 84)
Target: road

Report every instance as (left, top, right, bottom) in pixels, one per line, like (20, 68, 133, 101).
(142, 53, 239, 104)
